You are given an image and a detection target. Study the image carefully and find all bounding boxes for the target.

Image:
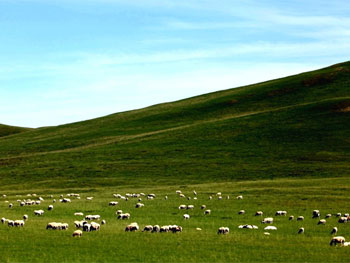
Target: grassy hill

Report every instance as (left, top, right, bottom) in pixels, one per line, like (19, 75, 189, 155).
(0, 61, 349, 190)
(0, 124, 31, 138)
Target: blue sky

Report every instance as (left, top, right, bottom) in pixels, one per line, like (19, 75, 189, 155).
(1, 0, 349, 127)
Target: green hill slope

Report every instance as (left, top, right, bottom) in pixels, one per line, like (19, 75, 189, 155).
(0, 62, 349, 190)
(0, 124, 31, 138)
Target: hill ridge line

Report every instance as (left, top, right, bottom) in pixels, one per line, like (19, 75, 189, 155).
(1, 96, 348, 161)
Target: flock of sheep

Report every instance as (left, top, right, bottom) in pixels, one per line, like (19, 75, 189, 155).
(1, 190, 350, 247)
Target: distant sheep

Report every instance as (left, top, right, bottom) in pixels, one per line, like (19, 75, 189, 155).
(275, 211, 287, 216)
(217, 227, 229, 234)
(331, 227, 338, 235)
(118, 213, 130, 220)
(239, 210, 245, 215)
(34, 210, 44, 216)
(262, 217, 274, 224)
(183, 214, 190, 220)
(48, 205, 53, 211)
(72, 230, 83, 237)
(330, 236, 345, 246)
(297, 216, 304, 221)
(125, 223, 139, 232)
(109, 201, 118, 206)
(298, 227, 304, 234)
(318, 219, 326, 225)
(204, 209, 211, 215)
(264, 226, 277, 231)
(255, 211, 263, 216)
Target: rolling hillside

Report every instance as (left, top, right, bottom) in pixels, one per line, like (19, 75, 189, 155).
(0, 61, 349, 190)
(0, 124, 31, 138)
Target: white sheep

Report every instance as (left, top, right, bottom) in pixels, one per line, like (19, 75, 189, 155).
(48, 205, 53, 211)
(183, 214, 190, 220)
(317, 219, 326, 225)
(204, 209, 211, 215)
(34, 210, 44, 216)
(297, 216, 304, 221)
(330, 236, 345, 246)
(298, 227, 304, 234)
(262, 217, 274, 224)
(255, 211, 263, 216)
(217, 227, 229, 234)
(264, 226, 277, 231)
(238, 210, 245, 215)
(331, 227, 338, 235)
(72, 230, 83, 237)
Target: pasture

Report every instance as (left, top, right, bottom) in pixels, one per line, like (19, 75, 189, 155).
(1, 176, 350, 262)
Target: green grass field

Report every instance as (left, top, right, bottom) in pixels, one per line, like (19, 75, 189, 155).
(0, 62, 349, 262)
(1, 177, 350, 262)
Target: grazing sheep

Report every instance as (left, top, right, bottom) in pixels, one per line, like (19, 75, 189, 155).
(312, 210, 320, 218)
(74, 220, 87, 228)
(143, 225, 153, 232)
(125, 223, 139, 232)
(239, 210, 245, 215)
(83, 223, 91, 232)
(48, 205, 53, 211)
(264, 232, 270, 235)
(164, 196, 168, 200)
(209, 196, 213, 200)
(264, 226, 277, 231)
(187, 197, 191, 201)
(345, 213, 350, 217)
(318, 219, 326, 225)
(86, 197, 93, 201)
(85, 215, 100, 220)
(336, 213, 342, 217)
(193, 190, 197, 196)
(238, 224, 258, 229)
(262, 217, 274, 224)
(160, 226, 170, 232)
(109, 201, 118, 206)
(179, 194, 185, 198)
(331, 227, 338, 235)
(1, 217, 6, 224)
(275, 211, 287, 216)
(201, 205, 206, 210)
(61, 198, 71, 203)
(187, 205, 194, 210)
(23, 215, 28, 220)
(34, 210, 44, 216)
(325, 214, 332, 219)
(204, 209, 211, 215)
(20, 202, 25, 207)
(178, 205, 187, 210)
(176, 190, 182, 194)
(196, 228, 202, 231)
(46, 222, 59, 230)
(9, 203, 13, 208)
(330, 236, 345, 246)
(297, 216, 304, 221)
(344, 242, 350, 246)
(14, 220, 25, 227)
(74, 212, 84, 216)
(170, 225, 182, 233)
(218, 196, 222, 200)
(289, 215, 294, 220)
(338, 217, 348, 223)
(216, 192, 222, 196)
(72, 230, 83, 237)
(236, 195, 243, 200)
(135, 203, 144, 208)
(217, 227, 229, 234)
(118, 213, 130, 220)
(90, 222, 100, 231)
(116, 210, 123, 215)
(101, 220, 106, 225)
(255, 211, 263, 216)
(152, 225, 160, 233)
(7, 220, 15, 227)
(183, 214, 190, 220)
(298, 227, 304, 234)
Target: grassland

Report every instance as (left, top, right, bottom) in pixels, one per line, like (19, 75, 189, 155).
(1, 177, 350, 262)
(0, 62, 349, 262)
